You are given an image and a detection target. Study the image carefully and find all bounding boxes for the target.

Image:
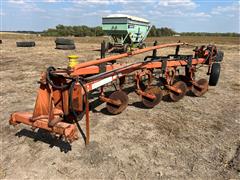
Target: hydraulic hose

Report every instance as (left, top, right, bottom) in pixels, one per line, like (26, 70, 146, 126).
(46, 66, 70, 90)
(46, 66, 89, 143)
(69, 78, 89, 144)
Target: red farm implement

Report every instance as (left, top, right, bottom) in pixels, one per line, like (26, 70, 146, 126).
(10, 41, 224, 145)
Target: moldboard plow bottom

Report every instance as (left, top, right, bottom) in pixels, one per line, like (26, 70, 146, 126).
(9, 42, 224, 145)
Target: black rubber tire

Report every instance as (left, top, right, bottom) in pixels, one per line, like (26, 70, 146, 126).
(106, 42, 113, 50)
(55, 38, 74, 45)
(215, 50, 224, 62)
(123, 44, 131, 53)
(56, 44, 75, 50)
(139, 43, 146, 49)
(109, 42, 113, 49)
(209, 63, 221, 86)
(16, 41, 35, 47)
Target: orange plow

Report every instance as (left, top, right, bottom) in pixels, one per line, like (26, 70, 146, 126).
(9, 42, 224, 145)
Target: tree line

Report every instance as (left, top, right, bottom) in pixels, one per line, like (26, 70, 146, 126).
(42, 24, 240, 37)
(148, 26, 176, 36)
(42, 24, 104, 37)
(179, 32, 240, 37)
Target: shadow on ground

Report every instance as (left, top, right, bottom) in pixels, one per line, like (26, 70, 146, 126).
(15, 129, 72, 153)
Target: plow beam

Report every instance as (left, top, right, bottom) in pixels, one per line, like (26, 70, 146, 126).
(72, 57, 207, 76)
(10, 112, 78, 142)
(72, 42, 185, 71)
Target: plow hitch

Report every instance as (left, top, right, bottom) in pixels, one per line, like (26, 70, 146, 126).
(10, 112, 78, 142)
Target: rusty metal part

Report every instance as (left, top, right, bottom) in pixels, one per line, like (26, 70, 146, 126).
(135, 69, 153, 91)
(165, 68, 177, 86)
(142, 87, 163, 108)
(10, 112, 78, 142)
(169, 81, 187, 102)
(48, 117, 62, 127)
(100, 96, 122, 106)
(192, 78, 208, 97)
(165, 84, 183, 94)
(106, 91, 129, 115)
(137, 89, 156, 100)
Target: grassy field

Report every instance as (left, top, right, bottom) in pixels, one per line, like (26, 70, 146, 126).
(0, 35, 240, 179)
(1, 31, 239, 44)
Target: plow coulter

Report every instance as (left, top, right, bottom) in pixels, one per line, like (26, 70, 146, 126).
(9, 41, 224, 145)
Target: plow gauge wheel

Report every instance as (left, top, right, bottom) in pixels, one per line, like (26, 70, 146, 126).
(106, 91, 129, 115)
(209, 63, 221, 86)
(192, 78, 208, 97)
(169, 81, 187, 102)
(142, 87, 163, 108)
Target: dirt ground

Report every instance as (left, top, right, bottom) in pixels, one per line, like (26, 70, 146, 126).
(0, 35, 240, 179)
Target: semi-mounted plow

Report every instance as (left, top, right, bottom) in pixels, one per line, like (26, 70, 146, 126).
(10, 41, 224, 145)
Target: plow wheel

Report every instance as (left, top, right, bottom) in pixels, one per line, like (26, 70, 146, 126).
(142, 87, 163, 108)
(209, 63, 221, 86)
(192, 78, 208, 97)
(169, 81, 187, 102)
(106, 91, 129, 115)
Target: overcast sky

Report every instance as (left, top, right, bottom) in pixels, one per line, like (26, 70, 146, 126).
(1, 0, 239, 32)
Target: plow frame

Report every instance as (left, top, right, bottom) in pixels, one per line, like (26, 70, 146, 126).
(9, 41, 223, 145)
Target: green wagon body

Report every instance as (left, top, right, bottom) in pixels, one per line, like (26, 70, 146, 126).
(102, 14, 151, 49)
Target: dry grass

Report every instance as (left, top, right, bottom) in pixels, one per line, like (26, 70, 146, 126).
(1, 32, 239, 44)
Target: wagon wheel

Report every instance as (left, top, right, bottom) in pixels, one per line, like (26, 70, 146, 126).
(169, 81, 187, 102)
(142, 87, 163, 108)
(107, 42, 113, 50)
(123, 44, 131, 53)
(192, 78, 208, 97)
(106, 91, 129, 115)
(139, 43, 146, 49)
